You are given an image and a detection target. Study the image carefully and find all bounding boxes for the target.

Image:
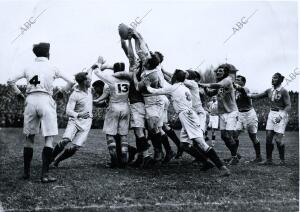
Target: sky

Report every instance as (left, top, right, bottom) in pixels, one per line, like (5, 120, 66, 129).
(0, 0, 298, 92)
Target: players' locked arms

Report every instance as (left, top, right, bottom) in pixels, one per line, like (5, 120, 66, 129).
(5, 23, 293, 184)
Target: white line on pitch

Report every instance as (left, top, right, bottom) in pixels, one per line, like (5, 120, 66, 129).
(3, 199, 299, 211)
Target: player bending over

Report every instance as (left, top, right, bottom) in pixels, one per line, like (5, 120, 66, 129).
(7, 42, 74, 183)
(52, 71, 93, 167)
(145, 69, 231, 176)
(249, 73, 291, 165)
(234, 75, 262, 163)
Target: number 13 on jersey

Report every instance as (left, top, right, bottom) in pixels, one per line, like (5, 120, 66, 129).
(115, 83, 129, 95)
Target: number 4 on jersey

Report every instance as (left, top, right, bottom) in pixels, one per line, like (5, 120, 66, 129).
(29, 75, 40, 86)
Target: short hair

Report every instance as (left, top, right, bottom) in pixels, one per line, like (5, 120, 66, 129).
(171, 69, 186, 84)
(113, 62, 125, 73)
(273, 72, 285, 83)
(236, 75, 246, 84)
(154, 51, 164, 63)
(186, 69, 201, 81)
(92, 80, 105, 88)
(32, 42, 50, 58)
(75, 72, 88, 84)
(146, 53, 160, 70)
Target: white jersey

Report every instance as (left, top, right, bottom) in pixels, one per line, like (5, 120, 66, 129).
(184, 79, 203, 109)
(7, 57, 72, 95)
(66, 86, 93, 119)
(94, 69, 130, 103)
(147, 82, 192, 113)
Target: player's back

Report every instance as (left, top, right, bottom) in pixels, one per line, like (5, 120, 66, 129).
(170, 83, 193, 113)
(107, 77, 130, 103)
(24, 57, 60, 95)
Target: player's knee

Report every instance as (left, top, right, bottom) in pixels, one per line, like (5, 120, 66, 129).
(59, 138, 71, 148)
(162, 124, 170, 132)
(274, 134, 284, 145)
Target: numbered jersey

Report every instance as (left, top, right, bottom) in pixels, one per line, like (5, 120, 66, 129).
(94, 69, 130, 103)
(9, 57, 67, 95)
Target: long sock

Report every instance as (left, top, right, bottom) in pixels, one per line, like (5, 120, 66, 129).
(161, 134, 172, 152)
(212, 135, 216, 141)
(24, 147, 33, 176)
(164, 129, 180, 149)
(253, 141, 261, 158)
(128, 145, 137, 162)
(224, 140, 236, 156)
(150, 132, 162, 150)
(54, 148, 77, 166)
(185, 146, 207, 163)
(276, 143, 285, 161)
(135, 136, 142, 153)
(206, 148, 224, 169)
(266, 143, 274, 160)
(52, 142, 68, 161)
(42, 147, 53, 176)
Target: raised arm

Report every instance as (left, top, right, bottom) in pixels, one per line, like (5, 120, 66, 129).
(132, 29, 151, 64)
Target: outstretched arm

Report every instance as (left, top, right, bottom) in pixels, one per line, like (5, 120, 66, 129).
(248, 89, 268, 99)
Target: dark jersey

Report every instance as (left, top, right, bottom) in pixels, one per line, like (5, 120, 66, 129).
(235, 87, 253, 112)
(263, 87, 291, 111)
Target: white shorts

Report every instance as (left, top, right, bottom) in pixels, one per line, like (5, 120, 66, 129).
(144, 96, 164, 126)
(63, 118, 92, 146)
(179, 109, 203, 141)
(209, 115, 219, 129)
(23, 93, 58, 137)
(103, 102, 130, 135)
(266, 110, 289, 134)
(130, 102, 146, 128)
(219, 111, 238, 131)
(194, 106, 207, 132)
(158, 96, 170, 127)
(236, 108, 258, 133)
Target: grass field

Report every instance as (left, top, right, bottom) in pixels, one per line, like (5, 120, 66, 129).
(0, 128, 298, 212)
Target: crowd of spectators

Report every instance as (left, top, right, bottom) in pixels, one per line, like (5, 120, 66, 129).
(0, 85, 298, 131)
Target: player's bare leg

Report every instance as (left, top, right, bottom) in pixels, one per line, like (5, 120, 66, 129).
(259, 130, 275, 165)
(274, 133, 285, 165)
(162, 124, 182, 159)
(41, 136, 57, 183)
(23, 134, 35, 179)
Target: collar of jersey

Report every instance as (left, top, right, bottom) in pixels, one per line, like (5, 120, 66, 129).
(272, 85, 283, 92)
(35, 57, 49, 62)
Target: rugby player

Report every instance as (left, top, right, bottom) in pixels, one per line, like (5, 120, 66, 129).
(234, 75, 262, 162)
(249, 73, 291, 165)
(51, 71, 93, 167)
(7, 42, 74, 183)
(199, 64, 240, 165)
(93, 57, 131, 167)
(207, 96, 219, 146)
(145, 69, 230, 176)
